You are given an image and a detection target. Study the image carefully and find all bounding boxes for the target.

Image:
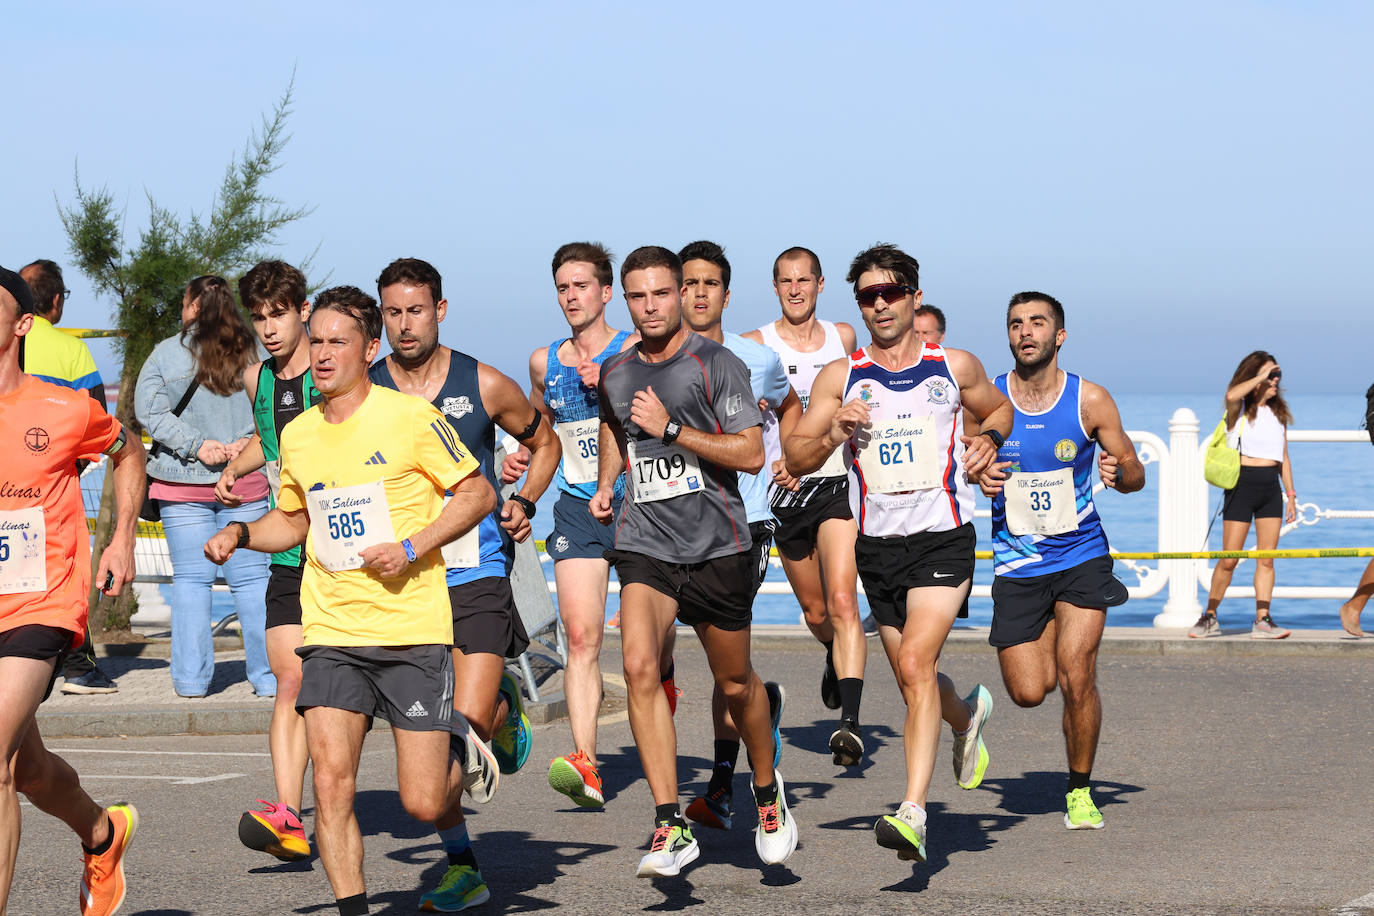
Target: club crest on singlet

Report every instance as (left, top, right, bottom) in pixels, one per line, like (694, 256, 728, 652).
(441, 396, 474, 419)
(1055, 439, 1078, 462)
(926, 379, 950, 405)
(279, 389, 296, 408)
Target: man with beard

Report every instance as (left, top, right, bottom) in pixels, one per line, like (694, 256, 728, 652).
(785, 244, 1010, 863)
(978, 291, 1143, 831)
(592, 246, 796, 876)
(369, 257, 560, 910)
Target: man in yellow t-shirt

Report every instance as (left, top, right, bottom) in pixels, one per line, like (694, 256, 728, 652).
(204, 286, 496, 916)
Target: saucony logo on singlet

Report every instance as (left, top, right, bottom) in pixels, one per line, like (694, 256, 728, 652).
(364, 451, 387, 466)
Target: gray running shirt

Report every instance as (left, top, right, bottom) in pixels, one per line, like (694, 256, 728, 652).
(598, 332, 762, 564)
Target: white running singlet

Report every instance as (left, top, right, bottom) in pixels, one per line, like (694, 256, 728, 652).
(757, 319, 849, 484)
(842, 343, 974, 538)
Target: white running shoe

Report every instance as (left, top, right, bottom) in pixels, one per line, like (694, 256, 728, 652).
(753, 772, 798, 866)
(451, 714, 499, 804)
(953, 684, 992, 790)
(636, 821, 699, 877)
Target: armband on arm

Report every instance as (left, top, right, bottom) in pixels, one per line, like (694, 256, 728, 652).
(514, 411, 542, 443)
(103, 428, 128, 457)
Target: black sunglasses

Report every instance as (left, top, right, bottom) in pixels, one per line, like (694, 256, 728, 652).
(1268, 369, 1282, 381)
(855, 283, 914, 307)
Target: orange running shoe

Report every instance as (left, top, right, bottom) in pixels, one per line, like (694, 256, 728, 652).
(81, 802, 138, 916)
(662, 677, 681, 715)
(238, 800, 310, 861)
(548, 750, 604, 808)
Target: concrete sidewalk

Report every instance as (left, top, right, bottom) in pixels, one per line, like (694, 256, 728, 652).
(36, 624, 1374, 738)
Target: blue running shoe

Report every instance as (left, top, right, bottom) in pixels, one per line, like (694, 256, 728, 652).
(765, 681, 785, 770)
(493, 671, 531, 775)
(419, 863, 490, 911)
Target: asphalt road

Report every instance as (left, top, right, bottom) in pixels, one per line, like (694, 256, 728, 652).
(11, 639, 1374, 915)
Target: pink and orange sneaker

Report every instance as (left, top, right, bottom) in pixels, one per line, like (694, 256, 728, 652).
(548, 750, 604, 808)
(238, 800, 310, 862)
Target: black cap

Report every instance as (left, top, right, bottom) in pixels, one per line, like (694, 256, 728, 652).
(0, 266, 36, 317)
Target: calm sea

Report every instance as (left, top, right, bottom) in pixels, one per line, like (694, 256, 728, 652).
(558, 393, 1373, 631)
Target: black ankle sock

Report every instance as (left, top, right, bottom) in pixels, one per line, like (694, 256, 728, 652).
(752, 780, 778, 806)
(822, 639, 834, 663)
(837, 678, 863, 722)
(655, 803, 681, 825)
(660, 660, 675, 684)
(449, 846, 478, 869)
(1067, 769, 1091, 791)
(81, 815, 114, 856)
(713, 739, 740, 771)
(336, 892, 369, 915)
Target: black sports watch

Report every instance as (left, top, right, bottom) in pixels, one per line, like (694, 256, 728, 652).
(662, 418, 682, 446)
(979, 428, 1005, 449)
(233, 520, 251, 549)
(509, 494, 537, 519)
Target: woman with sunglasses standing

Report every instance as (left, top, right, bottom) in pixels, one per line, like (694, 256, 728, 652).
(1189, 351, 1297, 639)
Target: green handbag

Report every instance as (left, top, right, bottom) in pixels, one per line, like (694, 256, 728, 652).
(1203, 414, 1245, 489)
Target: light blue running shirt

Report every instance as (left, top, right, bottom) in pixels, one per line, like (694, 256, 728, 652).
(724, 332, 791, 524)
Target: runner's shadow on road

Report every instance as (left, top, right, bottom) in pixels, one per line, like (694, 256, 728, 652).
(592, 745, 714, 806)
(384, 829, 616, 912)
(353, 789, 439, 841)
(979, 771, 1143, 816)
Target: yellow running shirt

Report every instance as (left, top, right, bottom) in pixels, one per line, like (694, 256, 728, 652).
(276, 385, 479, 647)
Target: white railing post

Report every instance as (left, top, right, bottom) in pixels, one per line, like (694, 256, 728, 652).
(1155, 407, 1206, 626)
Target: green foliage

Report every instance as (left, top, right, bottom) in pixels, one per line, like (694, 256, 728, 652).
(57, 75, 315, 631)
(59, 76, 314, 374)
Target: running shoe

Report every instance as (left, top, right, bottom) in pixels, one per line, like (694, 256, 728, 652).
(861, 613, 879, 637)
(753, 773, 798, 866)
(766, 681, 786, 770)
(820, 656, 840, 710)
(829, 716, 864, 766)
(1250, 615, 1290, 639)
(874, 802, 926, 862)
(636, 821, 699, 877)
(419, 863, 490, 912)
(548, 750, 604, 808)
(492, 671, 532, 775)
(1188, 613, 1220, 638)
(61, 669, 119, 695)
(80, 802, 138, 916)
(237, 800, 309, 862)
(451, 716, 499, 804)
(685, 785, 733, 830)
(953, 684, 993, 790)
(1064, 786, 1105, 830)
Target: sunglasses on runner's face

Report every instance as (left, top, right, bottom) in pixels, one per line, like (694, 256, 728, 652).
(855, 284, 914, 307)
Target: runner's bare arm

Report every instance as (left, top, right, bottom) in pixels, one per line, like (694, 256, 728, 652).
(242, 361, 262, 404)
(1224, 358, 1277, 426)
(590, 419, 626, 524)
(371, 469, 497, 577)
(741, 327, 764, 346)
(215, 433, 265, 507)
(771, 386, 804, 491)
(97, 432, 147, 596)
(1081, 380, 1144, 493)
(205, 506, 309, 564)
(1281, 437, 1296, 523)
(629, 385, 764, 473)
(784, 359, 855, 476)
(479, 361, 562, 542)
(501, 346, 550, 484)
(949, 348, 1013, 479)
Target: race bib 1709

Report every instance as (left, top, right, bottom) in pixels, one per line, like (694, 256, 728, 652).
(627, 439, 704, 504)
(308, 479, 397, 572)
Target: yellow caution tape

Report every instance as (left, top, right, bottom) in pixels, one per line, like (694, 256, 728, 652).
(58, 328, 125, 339)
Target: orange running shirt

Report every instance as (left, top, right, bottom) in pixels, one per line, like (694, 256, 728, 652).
(0, 376, 121, 644)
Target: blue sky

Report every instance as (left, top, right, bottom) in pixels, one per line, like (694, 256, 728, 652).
(6, 1, 1370, 402)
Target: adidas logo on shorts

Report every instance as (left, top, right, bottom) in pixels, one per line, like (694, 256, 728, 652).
(405, 701, 429, 718)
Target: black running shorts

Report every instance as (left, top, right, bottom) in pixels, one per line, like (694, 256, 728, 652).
(607, 549, 756, 631)
(265, 564, 304, 630)
(855, 524, 976, 629)
(989, 555, 1128, 649)
(0, 624, 75, 702)
(747, 521, 777, 601)
(295, 644, 454, 731)
(448, 577, 530, 659)
(772, 479, 853, 562)
(1222, 465, 1283, 523)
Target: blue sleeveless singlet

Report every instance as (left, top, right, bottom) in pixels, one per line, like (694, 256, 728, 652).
(545, 331, 630, 500)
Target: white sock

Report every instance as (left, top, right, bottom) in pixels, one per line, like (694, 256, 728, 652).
(899, 801, 927, 825)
